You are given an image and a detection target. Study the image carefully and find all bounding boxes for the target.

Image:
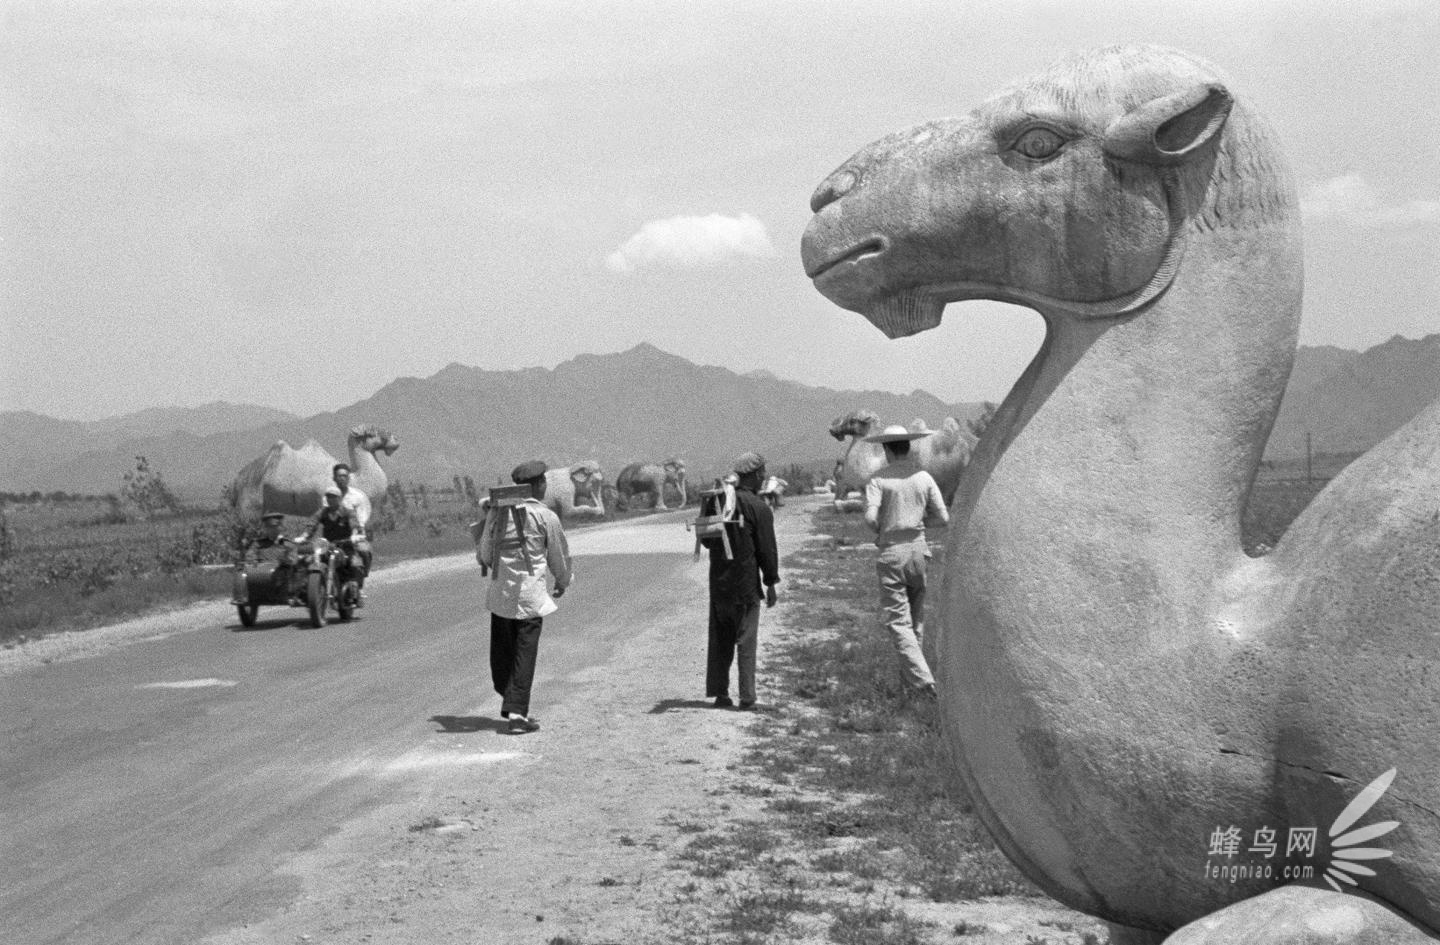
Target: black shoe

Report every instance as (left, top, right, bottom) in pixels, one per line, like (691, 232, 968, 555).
(508, 716, 540, 734)
(712, 696, 734, 708)
(738, 699, 756, 710)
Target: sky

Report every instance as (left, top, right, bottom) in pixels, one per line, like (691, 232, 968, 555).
(2, 0, 1437, 421)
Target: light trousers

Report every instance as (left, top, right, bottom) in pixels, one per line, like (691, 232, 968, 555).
(876, 540, 936, 690)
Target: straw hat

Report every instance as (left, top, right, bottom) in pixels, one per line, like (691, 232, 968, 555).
(862, 424, 934, 443)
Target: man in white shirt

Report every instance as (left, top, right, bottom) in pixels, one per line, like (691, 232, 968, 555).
(863, 425, 950, 697)
(476, 460, 573, 734)
(332, 463, 373, 598)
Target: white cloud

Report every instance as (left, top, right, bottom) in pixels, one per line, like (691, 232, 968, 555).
(605, 213, 777, 274)
(1301, 174, 1440, 228)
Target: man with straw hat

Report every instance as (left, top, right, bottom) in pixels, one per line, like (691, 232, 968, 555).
(862, 424, 949, 697)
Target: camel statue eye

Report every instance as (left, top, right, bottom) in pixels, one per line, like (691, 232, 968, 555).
(1012, 127, 1066, 160)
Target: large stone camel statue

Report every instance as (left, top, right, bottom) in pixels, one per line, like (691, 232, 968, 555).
(615, 459, 687, 511)
(542, 461, 607, 519)
(829, 409, 974, 506)
(802, 44, 1440, 943)
(232, 425, 400, 518)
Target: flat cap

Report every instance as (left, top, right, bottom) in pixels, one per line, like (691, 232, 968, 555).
(511, 459, 548, 483)
(732, 451, 767, 475)
(323, 484, 343, 497)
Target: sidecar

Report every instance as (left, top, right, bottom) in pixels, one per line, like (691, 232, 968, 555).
(231, 540, 334, 628)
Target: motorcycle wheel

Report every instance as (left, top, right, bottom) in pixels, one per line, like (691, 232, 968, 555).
(306, 572, 328, 628)
(337, 580, 358, 622)
(236, 604, 258, 627)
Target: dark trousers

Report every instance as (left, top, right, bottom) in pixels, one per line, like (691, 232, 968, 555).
(706, 596, 760, 703)
(490, 614, 543, 718)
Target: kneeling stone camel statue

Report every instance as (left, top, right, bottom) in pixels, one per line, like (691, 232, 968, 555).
(232, 425, 399, 518)
(803, 45, 1440, 943)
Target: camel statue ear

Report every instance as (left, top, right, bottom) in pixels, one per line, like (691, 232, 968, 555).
(1103, 83, 1232, 166)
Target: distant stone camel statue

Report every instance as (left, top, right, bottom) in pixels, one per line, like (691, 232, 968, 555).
(232, 425, 400, 518)
(803, 44, 1440, 944)
(829, 410, 974, 509)
(828, 410, 885, 508)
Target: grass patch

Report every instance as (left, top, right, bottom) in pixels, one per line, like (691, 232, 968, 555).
(828, 898, 933, 945)
(736, 509, 1034, 903)
(0, 568, 232, 644)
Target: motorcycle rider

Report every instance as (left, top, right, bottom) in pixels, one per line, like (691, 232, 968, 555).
(299, 486, 365, 602)
(331, 463, 373, 596)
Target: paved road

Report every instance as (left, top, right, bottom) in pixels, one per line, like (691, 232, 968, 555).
(0, 511, 701, 945)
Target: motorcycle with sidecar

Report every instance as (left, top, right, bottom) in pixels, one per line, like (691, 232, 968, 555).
(231, 537, 363, 628)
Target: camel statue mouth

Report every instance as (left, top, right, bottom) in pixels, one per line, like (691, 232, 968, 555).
(804, 236, 888, 281)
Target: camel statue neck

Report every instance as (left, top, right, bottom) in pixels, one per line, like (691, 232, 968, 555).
(940, 215, 1304, 910)
(345, 435, 384, 490)
(957, 220, 1302, 572)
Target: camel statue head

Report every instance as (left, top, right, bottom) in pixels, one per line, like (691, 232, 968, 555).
(350, 425, 400, 457)
(803, 45, 1292, 337)
(828, 409, 881, 441)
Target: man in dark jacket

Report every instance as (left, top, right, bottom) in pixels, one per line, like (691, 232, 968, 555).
(705, 451, 780, 709)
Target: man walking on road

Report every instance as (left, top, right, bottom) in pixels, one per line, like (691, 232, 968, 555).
(863, 425, 949, 698)
(476, 460, 573, 734)
(705, 451, 780, 709)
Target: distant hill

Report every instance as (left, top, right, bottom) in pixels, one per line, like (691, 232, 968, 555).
(1265, 334, 1440, 459)
(10, 335, 1437, 499)
(0, 402, 299, 494)
(6, 345, 986, 499)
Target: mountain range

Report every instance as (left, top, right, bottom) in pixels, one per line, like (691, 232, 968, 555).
(1, 344, 987, 499)
(5, 336, 1438, 500)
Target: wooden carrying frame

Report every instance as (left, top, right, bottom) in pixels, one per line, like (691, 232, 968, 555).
(692, 486, 735, 560)
(483, 485, 536, 577)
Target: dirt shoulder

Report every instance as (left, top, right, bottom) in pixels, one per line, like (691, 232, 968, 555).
(178, 496, 1101, 945)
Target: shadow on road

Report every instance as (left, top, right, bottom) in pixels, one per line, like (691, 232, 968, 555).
(429, 714, 510, 733)
(646, 698, 718, 714)
(229, 618, 305, 632)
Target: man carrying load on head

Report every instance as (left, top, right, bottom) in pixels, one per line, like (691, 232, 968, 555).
(862, 424, 949, 698)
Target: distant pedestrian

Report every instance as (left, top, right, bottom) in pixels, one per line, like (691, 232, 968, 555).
(759, 474, 788, 509)
(862, 425, 949, 697)
(704, 451, 780, 709)
(476, 460, 573, 734)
